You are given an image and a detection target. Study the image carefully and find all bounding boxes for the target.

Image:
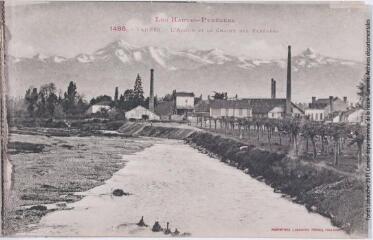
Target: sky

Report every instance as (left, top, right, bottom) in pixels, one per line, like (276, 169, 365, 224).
(5, 1, 371, 61)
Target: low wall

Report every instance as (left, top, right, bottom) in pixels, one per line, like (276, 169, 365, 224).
(118, 122, 197, 139)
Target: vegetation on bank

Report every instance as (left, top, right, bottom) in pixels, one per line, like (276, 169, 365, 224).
(185, 131, 367, 235)
(195, 117, 366, 171)
(8, 73, 178, 122)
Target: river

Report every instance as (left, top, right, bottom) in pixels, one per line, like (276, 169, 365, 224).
(19, 138, 348, 237)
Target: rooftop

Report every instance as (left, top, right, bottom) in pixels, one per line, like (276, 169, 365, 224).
(175, 92, 195, 97)
(245, 98, 304, 114)
(92, 101, 111, 106)
(210, 99, 251, 109)
(308, 97, 340, 109)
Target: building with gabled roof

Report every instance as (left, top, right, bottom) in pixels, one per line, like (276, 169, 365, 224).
(209, 99, 252, 119)
(204, 98, 303, 119)
(125, 105, 160, 121)
(242, 98, 304, 119)
(194, 100, 210, 117)
(86, 101, 111, 114)
(305, 96, 348, 121)
(332, 108, 367, 125)
(174, 91, 195, 115)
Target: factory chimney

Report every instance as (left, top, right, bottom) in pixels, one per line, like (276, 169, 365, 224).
(286, 45, 292, 116)
(149, 69, 155, 112)
(271, 78, 276, 99)
(329, 96, 334, 114)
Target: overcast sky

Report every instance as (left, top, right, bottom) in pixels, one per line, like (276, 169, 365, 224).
(5, 1, 370, 61)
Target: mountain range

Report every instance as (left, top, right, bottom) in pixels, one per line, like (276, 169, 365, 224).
(8, 40, 365, 103)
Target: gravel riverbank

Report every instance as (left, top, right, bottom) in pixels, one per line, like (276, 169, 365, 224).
(4, 132, 152, 235)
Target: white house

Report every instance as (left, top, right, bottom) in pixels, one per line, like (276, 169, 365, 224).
(305, 96, 348, 121)
(332, 108, 367, 125)
(268, 106, 285, 119)
(243, 98, 304, 119)
(209, 99, 252, 119)
(305, 108, 326, 121)
(347, 109, 366, 124)
(175, 92, 194, 115)
(125, 105, 160, 120)
(86, 103, 111, 114)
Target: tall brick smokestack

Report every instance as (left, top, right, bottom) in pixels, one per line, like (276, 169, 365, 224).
(149, 69, 155, 112)
(329, 96, 334, 113)
(271, 78, 276, 99)
(286, 45, 292, 116)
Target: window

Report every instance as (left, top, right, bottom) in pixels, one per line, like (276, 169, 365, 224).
(239, 109, 243, 116)
(315, 113, 318, 120)
(320, 113, 323, 120)
(272, 113, 275, 117)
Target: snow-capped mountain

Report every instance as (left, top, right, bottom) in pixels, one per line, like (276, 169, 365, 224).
(8, 40, 364, 102)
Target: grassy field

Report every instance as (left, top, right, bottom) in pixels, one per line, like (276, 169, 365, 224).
(5, 132, 152, 235)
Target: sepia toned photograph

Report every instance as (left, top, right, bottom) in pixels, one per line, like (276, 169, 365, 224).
(0, 0, 371, 238)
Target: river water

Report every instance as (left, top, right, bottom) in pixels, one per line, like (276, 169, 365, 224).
(20, 138, 348, 238)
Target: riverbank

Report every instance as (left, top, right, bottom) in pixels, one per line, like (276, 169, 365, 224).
(118, 122, 367, 236)
(186, 132, 366, 236)
(5, 132, 152, 235)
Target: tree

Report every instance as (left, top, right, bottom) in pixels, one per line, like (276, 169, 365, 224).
(162, 93, 174, 102)
(75, 96, 89, 115)
(133, 74, 144, 106)
(25, 87, 38, 117)
(63, 81, 78, 115)
(212, 91, 228, 100)
(301, 121, 318, 158)
(116, 89, 137, 111)
(37, 83, 57, 117)
(357, 75, 369, 109)
(348, 126, 365, 167)
(90, 95, 112, 106)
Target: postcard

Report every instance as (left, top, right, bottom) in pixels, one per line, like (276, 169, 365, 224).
(0, 0, 371, 238)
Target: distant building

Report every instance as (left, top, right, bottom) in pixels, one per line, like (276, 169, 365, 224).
(305, 96, 348, 121)
(332, 108, 367, 125)
(194, 100, 210, 118)
(196, 98, 303, 120)
(125, 105, 160, 121)
(209, 99, 252, 118)
(243, 98, 304, 119)
(175, 92, 195, 115)
(86, 102, 111, 114)
(268, 106, 285, 119)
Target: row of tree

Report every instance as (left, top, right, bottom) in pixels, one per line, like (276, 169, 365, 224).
(198, 116, 365, 167)
(25, 81, 88, 118)
(23, 73, 157, 118)
(90, 74, 155, 112)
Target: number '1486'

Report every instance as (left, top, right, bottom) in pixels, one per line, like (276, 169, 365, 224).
(111, 26, 127, 32)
